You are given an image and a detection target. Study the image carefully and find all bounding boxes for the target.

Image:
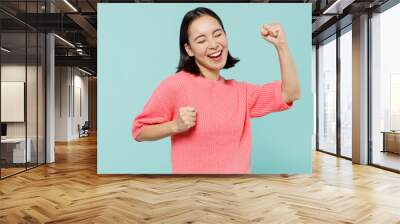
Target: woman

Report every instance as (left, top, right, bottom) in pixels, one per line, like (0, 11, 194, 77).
(132, 7, 300, 174)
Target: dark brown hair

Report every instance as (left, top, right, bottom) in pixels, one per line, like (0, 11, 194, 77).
(176, 7, 239, 75)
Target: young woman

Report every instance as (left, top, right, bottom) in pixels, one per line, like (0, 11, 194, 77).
(132, 7, 300, 174)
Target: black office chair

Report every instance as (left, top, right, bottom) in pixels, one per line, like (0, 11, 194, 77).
(79, 121, 90, 138)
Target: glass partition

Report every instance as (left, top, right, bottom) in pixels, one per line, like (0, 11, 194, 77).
(1, 31, 28, 177)
(0, 1, 46, 179)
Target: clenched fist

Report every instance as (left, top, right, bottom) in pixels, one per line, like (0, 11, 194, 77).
(261, 23, 287, 48)
(172, 106, 197, 134)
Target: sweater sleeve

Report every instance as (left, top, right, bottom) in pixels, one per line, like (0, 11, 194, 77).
(132, 79, 175, 141)
(245, 80, 293, 118)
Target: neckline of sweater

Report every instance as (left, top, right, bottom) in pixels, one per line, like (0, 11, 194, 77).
(180, 71, 225, 84)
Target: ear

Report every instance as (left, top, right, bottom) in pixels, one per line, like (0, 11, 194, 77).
(184, 43, 194, 57)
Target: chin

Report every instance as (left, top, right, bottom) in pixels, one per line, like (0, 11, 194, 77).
(211, 63, 225, 71)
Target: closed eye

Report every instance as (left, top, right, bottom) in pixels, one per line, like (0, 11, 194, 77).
(213, 28, 224, 37)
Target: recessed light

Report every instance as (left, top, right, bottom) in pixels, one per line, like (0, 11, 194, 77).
(1, 47, 11, 53)
(78, 67, 93, 76)
(54, 34, 75, 48)
(63, 0, 78, 12)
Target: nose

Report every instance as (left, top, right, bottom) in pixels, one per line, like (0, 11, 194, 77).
(208, 38, 218, 49)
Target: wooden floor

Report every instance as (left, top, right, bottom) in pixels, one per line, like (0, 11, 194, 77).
(1, 135, 400, 224)
(0, 167, 26, 178)
(1, 163, 45, 178)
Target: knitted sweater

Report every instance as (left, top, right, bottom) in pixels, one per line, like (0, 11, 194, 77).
(132, 71, 292, 174)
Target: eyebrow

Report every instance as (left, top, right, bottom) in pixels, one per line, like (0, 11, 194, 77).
(193, 28, 223, 41)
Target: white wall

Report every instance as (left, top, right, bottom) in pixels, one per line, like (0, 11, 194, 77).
(1, 65, 26, 133)
(1, 82, 24, 122)
(1, 65, 42, 137)
(55, 66, 69, 141)
(71, 72, 89, 138)
(55, 67, 89, 141)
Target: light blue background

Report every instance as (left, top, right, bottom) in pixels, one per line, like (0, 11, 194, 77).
(98, 3, 312, 174)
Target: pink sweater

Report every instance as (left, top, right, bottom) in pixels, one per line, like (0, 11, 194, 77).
(132, 71, 292, 174)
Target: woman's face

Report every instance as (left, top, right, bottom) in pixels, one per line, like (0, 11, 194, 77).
(185, 15, 228, 74)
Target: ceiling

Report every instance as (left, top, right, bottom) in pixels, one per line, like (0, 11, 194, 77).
(0, 0, 393, 75)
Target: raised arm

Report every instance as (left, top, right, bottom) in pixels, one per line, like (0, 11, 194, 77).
(261, 23, 301, 104)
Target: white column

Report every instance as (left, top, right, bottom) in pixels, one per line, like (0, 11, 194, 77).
(46, 33, 55, 163)
(46, 1, 55, 163)
(352, 14, 369, 164)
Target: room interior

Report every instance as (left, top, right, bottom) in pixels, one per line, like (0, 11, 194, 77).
(0, 0, 399, 223)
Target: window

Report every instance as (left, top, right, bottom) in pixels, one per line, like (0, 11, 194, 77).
(318, 36, 337, 154)
(340, 28, 352, 158)
(371, 2, 400, 171)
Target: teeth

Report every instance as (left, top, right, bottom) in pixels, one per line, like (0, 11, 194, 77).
(209, 51, 222, 57)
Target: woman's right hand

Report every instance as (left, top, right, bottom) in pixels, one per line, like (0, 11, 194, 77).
(172, 106, 197, 134)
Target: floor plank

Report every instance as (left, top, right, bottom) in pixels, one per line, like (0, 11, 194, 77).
(1, 134, 400, 223)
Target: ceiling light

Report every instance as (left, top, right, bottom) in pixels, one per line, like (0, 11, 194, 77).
(1, 47, 11, 53)
(63, 0, 78, 12)
(78, 67, 93, 76)
(54, 34, 75, 48)
(322, 0, 354, 15)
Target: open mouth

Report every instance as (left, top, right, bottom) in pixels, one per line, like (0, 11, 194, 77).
(207, 50, 223, 61)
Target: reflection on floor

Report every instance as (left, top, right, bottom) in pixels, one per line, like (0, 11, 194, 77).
(373, 150, 400, 171)
(0, 167, 25, 177)
(0, 163, 41, 178)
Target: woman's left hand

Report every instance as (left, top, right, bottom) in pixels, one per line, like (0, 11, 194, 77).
(261, 23, 287, 49)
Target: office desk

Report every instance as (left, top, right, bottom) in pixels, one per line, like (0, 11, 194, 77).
(1, 138, 32, 163)
(381, 131, 400, 154)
